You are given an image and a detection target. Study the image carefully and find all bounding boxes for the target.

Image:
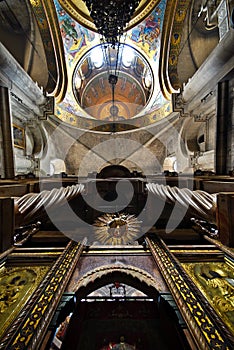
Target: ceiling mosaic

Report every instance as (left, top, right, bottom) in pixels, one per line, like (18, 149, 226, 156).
(53, 0, 172, 131)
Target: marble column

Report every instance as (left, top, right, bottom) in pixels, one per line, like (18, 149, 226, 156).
(215, 80, 229, 175)
(0, 86, 15, 178)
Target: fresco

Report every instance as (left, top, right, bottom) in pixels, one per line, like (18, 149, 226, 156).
(54, 0, 167, 65)
(54, 0, 97, 64)
(128, 0, 167, 61)
(53, 0, 171, 130)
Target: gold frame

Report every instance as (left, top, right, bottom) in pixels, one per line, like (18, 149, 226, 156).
(0, 265, 51, 338)
(13, 124, 25, 149)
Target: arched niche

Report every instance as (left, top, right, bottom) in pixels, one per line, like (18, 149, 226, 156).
(97, 165, 132, 179)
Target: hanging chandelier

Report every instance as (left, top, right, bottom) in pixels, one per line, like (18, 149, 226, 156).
(83, 0, 141, 47)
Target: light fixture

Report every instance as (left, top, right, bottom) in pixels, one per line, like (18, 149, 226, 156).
(83, 0, 141, 127)
(83, 0, 141, 47)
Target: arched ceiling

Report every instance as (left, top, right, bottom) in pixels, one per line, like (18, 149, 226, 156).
(52, 0, 177, 131)
(72, 43, 154, 121)
(0, 0, 193, 131)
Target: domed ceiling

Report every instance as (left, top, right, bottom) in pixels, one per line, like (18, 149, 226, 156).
(53, 0, 173, 131)
(72, 44, 153, 120)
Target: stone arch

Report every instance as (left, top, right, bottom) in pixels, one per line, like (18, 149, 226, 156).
(72, 264, 164, 300)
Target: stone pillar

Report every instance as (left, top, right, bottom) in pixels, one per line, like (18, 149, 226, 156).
(215, 80, 229, 175)
(0, 86, 15, 178)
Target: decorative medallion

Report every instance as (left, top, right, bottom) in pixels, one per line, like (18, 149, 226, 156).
(93, 213, 142, 245)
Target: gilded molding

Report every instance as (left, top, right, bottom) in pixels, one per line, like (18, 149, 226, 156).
(29, 0, 67, 102)
(29, 0, 57, 93)
(159, 0, 178, 100)
(204, 235, 234, 260)
(159, 0, 190, 99)
(168, 0, 191, 91)
(41, 0, 68, 102)
(127, 0, 162, 30)
(58, 0, 95, 31)
(0, 240, 84, 350)
(170, 249, 221, 253)
(146, 236, 234, 350)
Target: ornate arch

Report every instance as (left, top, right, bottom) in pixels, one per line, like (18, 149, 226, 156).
(71, 264, 165, 299)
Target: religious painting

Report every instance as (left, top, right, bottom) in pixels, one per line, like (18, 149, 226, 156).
(182, 261, 234, 334)
(0, 265, 50, 337)
(49, 313, 72, 349)
(13, 124, 25, 149)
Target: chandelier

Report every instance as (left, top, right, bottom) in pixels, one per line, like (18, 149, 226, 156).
(83, 0, 141, 47)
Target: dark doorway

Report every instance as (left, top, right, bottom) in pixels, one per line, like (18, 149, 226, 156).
(61, 300, 169, 350)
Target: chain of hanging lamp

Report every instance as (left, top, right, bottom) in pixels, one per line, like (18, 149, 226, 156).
(83, 1, 140, 128)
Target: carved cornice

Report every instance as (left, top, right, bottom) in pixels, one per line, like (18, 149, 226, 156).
(194, 113, 215, 122)
(172, 91, 216, 121)
(173, 88, 216, 120)
(0, 240, 85, 350)
(0, 43, 46, 108)
(146, 236, 234, 350)
(10, 91, 54, 121)
(172, 92, 190, 117)
(182, 29, 234, 109)
(0, 42, 55, 120)
(40, 95, 55, 120)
